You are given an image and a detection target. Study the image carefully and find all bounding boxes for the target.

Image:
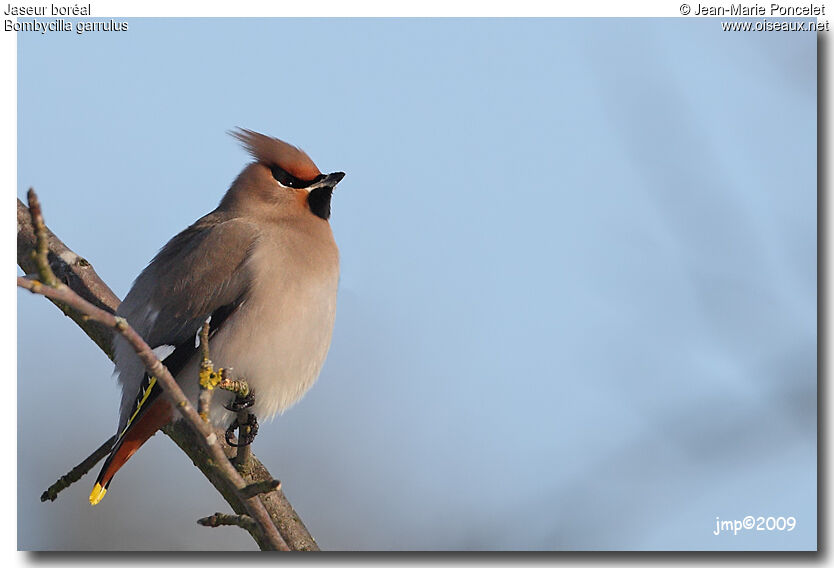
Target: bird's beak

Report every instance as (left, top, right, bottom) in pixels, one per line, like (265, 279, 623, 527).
(308, 172, 345, 191)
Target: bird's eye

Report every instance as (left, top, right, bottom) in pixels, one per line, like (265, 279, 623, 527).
(270, 167, 325, 190)
(270, 166, 299, 188)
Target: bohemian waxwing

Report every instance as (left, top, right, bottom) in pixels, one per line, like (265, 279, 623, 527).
(89, 128, 344, 505)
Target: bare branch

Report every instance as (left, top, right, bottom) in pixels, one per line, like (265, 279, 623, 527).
(198, 513, 260, 540)
(40, 435, 117, 502)
(27, 189, 59, 287)
(18, 197, 121, 357)
(198, 320, 215, 421)
(164, 420, 319, 551)
(18, 274, 289, 551)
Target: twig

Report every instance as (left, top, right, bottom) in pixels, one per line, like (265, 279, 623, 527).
(198, 513, 259, 538)
(240, 479, 281, 499)
(199, 320, 211, 362)
(164, 420, 318, 551)
(234, 410, 253, 467)
(217, 377, 249, 397)
(27, 189, 59, 287)
(40, 435, 117, 502)
(17, 197, 120, 357)
(198, 320, 214, 421)
(19, 189, 289, 551)
(19, 277, 288, 550)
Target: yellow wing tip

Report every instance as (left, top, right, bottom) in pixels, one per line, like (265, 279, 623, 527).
(89, 483, 107, 506)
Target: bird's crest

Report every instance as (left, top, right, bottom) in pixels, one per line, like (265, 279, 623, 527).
(230, 128, 322, 181)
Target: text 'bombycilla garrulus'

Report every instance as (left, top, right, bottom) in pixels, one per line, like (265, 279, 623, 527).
(89, 129, 344, 505)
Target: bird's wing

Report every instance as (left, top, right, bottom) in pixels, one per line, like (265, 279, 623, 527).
(118, 213, 260, 347)
(112, 214, 261, 430)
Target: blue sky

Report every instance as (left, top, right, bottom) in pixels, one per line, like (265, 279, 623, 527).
(16, 18, 816, 550)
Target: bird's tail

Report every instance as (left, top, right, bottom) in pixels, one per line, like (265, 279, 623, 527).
(90, 376, 172, 505)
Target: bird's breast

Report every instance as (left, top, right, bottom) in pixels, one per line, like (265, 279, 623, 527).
(201, 224, 339, 421)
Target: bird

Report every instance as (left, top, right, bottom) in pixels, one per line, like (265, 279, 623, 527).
(89, 128, 344, 505)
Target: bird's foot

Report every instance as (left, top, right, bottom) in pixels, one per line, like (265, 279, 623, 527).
(224, 391, 254, 412)
(225, 413, 259, 447)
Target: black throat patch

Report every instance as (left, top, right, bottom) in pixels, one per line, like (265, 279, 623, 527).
(307, 186, 334, 220)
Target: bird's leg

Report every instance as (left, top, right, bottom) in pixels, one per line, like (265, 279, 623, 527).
(224, 392, 256, 446)
(221, 382, 258, 467)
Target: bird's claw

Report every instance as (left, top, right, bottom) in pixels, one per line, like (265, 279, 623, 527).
(225, 414, 259, 447)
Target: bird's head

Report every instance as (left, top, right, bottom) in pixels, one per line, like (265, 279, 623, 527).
(221, 128, 345, 221)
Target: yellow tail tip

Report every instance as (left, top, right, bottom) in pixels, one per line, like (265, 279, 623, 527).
(89, 483, 107, 506)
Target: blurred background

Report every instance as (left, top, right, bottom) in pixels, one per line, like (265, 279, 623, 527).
(16, 18, 816, 550)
